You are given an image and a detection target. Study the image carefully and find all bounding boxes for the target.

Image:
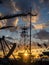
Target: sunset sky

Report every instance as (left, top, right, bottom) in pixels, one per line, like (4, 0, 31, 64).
(0, 0, 49, 42)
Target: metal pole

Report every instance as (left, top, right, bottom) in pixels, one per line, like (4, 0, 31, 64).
(29, 8, 32, 65)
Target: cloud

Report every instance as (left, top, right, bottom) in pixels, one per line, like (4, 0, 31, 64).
(0, 13, 2, 16)
(1, 0, 49, 31)
(1, 0, 33, 13)
(0, 0, 40, 25)
(31, 15, 39, 23)
(6, 17, 18, 26)
(22, 9, 39, 23)
(33, 24, 45, 29)
(0, 0, 19, 30)
(1, 0, 16, 12)
(0, 22, 2, 28)
(39, 0, 44, 3)
(34, 30, 49, 40)
(21, 1, 40, 23)
(22, 15, 39, 23)
(39, 0, 49, 3)
(39, 0, 49, 7)
(12, 18, 18, 26)
(32, 22, 49, 30)
(0, 19, 7, 28)
(15, 0, 33, 12)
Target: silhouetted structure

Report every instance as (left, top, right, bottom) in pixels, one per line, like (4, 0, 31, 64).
(43, 43, 48, 48)
(37, 43, 42, 48)
(0, 36, 16, 59)
(43, 51, 49, 56)
(0, 13, 37, 20)
(0, 26, 14, 30)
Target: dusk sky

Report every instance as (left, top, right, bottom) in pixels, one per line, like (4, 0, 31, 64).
(0, 0, 49, 42)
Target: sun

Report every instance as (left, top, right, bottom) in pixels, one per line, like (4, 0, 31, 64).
(24, 52, 28, 56)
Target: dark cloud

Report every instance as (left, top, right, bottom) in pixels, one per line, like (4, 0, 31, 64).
(14, 0, 33, 12)
(0, 0, 19, 29)
(0, 0, 49, 31)
(34, 30, 49, 40)
(0, 0, 33, 13)
(40, 0, 49, 7)
(44, 0, 49, 3)
(0, 0, 39, 28)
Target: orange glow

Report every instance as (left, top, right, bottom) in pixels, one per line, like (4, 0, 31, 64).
(23, 50, 29, 57)
(13, 18, 18, 26)
(0, 47, 48, 63)
(0, 22, 2, 28)
(34, 24, 45, 29)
